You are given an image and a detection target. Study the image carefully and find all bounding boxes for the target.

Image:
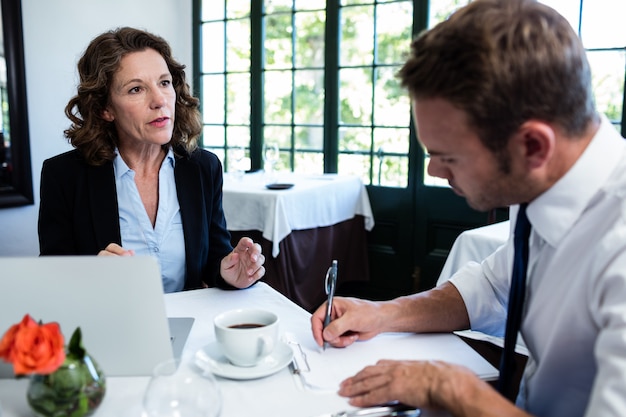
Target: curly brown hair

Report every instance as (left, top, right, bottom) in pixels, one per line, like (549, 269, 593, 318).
(64, 27, 202, 165)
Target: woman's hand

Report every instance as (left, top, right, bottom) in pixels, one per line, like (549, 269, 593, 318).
(98, 243, 135, 257)
(220, 237, 265, 288)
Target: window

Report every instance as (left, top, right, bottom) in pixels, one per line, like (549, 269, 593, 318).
(195, 0, 415, 187)
(197, 1, 251, 170)
(195, 1, 626, 189)
(541, 0, 626, 133)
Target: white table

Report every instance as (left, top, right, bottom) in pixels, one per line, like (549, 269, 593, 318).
(222, 172, 374, 257)
(437, 220, 511, 285)
(0, 283, 496, 417)
(223, 172, 375, 311)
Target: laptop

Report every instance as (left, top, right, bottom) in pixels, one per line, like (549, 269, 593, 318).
(0, 256, 193, 378)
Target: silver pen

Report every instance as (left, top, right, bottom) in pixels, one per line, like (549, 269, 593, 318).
(323, 260, 338, 351)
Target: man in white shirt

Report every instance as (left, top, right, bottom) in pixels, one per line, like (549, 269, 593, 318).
(311, 1, 626, 416)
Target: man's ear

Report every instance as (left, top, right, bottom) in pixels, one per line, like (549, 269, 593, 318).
(102, 108, 114, 122)
(514, 120, 555, 170)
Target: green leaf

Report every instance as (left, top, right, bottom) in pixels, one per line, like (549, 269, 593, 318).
(67, 327, 85, 360)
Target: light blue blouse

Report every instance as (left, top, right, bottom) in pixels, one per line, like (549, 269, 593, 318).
(113, 148, 186, 293)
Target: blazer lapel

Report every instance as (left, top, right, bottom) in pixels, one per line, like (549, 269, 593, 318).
(175, 156, 207, 288)
(87, 162, 122, 249)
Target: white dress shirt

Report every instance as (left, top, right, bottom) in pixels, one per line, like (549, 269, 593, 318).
(450, 115, 626, 417)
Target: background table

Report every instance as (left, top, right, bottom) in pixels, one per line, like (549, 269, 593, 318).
(223, 172, 375, 312)
(437, 220, 511, 285)
(0, 283, 496, 417)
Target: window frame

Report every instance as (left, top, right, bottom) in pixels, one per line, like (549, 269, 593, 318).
(193, 0, 626, 187)
(193, 0, 420, 188)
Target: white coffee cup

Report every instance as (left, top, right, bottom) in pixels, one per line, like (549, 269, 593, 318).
(214, 308, 279, 367)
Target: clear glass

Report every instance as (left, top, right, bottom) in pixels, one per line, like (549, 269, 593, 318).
(203, 125, 225, 148)
(27, 351, 106, 417)
(428, 0, 471, 27)
(226, 125, 251, 149)
(263, 142, 280, 175)
(294, 0, 325, 10)
(373, 154, 409, 188)
(294, 11, 325, 68)
(338, 153, 370, 183)
(226, 19, 251, 72)
(202, 0, 225, 21)
(226, 0, 250, 19)
(264, 13, 293, 70)
(143, 359, 222, 417)
(294, 69, 324, 124)
(264, 125, 292, 149)
(295, 126, 324, 150)
(264, 71, 293, 124)
(294, 151, 324, 175)
(341, 0, 371, 6)
(226, 73, 251, 125)
(202, 74, 225, 124)
(228, 145, 248, 179)
(340, 5, 374, 67)
(339, 127, 371, 152)
(373, 67, 411, 127)
(580, 0, 626, 49)
(339, 67, 373, 125)
(587, 50, 625, 124)
(375, 2, 413, 65)
(374, 127, 410, 155)
(265, 0, 293, 14)
(202, 22, 225, 73)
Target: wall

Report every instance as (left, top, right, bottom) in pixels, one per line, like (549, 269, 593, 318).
(0, 0, 192, 255)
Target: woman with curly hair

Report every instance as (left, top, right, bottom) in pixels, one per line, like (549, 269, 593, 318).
(38, 27, 265, 292)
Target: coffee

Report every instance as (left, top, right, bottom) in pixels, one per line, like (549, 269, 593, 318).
(229, 323, 264, 329)
(214, 308, 279, 367)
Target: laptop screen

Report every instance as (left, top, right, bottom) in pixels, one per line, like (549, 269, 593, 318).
(0, 256, 179, 377)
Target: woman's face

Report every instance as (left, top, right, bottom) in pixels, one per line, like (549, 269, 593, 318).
(102, 48, 176, 149)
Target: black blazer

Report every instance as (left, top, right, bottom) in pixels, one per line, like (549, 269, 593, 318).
(38, 147, 233, 290)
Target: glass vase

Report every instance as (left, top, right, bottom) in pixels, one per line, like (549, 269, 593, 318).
(26, 349, 106, 417)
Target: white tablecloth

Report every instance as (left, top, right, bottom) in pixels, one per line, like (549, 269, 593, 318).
(222, 173, 375, 257)
(0, 283, 498, 417)
(437, 220, 511, 285)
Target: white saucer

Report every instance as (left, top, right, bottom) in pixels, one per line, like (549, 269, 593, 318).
(195, 341, 294, 380)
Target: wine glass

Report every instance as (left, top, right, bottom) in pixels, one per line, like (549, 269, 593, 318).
(263, 142, 280, 182)
(230, 146, 246, 181)
(143, 359, 222, 417)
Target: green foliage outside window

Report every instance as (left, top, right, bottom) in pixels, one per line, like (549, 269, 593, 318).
(197, 0, 626, 189)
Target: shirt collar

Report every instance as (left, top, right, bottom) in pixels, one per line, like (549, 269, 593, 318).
(527, 114, 626, 247)
(113, 148, 132, 182)
(164, 147, 176, 169)
(113, 147, 176, 181)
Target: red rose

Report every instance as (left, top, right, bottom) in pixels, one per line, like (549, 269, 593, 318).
(0, 314, 66, 375)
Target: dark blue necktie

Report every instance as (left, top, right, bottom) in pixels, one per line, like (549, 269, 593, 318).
(498, 203, 531, 400)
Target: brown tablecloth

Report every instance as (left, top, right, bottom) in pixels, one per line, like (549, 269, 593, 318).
(229, 216, 370, 312)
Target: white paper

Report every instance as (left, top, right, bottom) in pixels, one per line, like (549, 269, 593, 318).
(285, 332, 499, 392)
